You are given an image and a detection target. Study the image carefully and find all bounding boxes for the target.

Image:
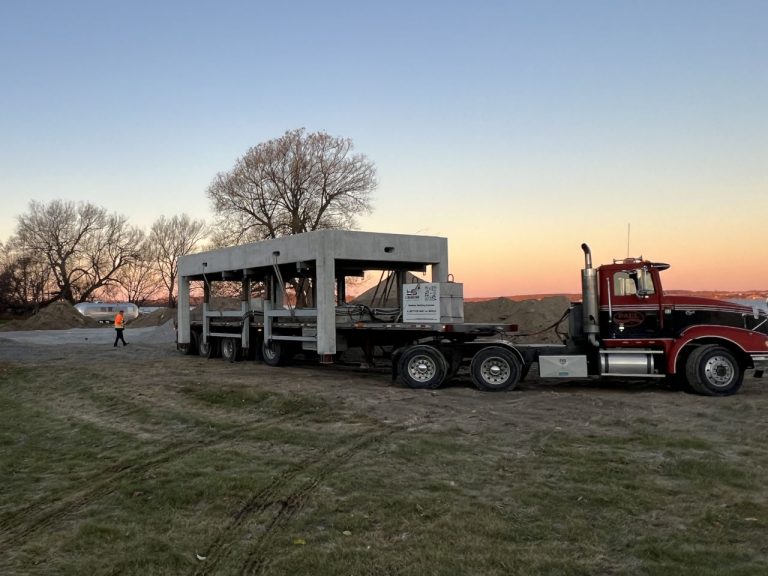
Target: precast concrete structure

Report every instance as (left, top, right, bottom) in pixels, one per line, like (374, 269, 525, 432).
(177, 230, 449, 357)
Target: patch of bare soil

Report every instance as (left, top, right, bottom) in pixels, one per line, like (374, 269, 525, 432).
(0, 301, 102, 331)
(128, 308, 175, 327)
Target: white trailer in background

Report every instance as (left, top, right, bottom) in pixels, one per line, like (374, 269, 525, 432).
(74, 302, 139, 322)
(176, 230, 519, 391)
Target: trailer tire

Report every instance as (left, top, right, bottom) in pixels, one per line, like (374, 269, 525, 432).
(262, 340, 285, 366)
(398, 345, 448, 390)
(221, 337, 242, 363)
(470, 346, 521, 392)
(685, 344, 743, 396)
(198, 337, 219, 359)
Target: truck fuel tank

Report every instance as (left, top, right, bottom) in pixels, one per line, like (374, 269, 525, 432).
(599, 350, 663, 376)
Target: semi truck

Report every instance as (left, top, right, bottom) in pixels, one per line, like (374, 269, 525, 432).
(176, 231, 768, 396)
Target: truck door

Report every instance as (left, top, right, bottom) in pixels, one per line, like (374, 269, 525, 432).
(600, 266, 663, 339)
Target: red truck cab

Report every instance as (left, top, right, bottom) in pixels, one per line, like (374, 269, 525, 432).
(592, 256, 768, 395)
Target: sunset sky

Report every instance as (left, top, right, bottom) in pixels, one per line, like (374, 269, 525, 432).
(1, 1, 766, 296)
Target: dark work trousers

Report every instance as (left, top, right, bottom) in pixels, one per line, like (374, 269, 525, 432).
(114, 328, 127, 346)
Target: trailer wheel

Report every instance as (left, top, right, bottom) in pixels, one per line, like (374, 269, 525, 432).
(262, 340, 285, 366)
(221, 337, 242, 363)
(198, 337, 219, 359)
(685, 344, 743, 396)
(470, 347, 521, 392)
(398, 345, 448, 389)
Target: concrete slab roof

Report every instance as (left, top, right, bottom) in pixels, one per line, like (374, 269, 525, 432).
(178, 230, 449, 281)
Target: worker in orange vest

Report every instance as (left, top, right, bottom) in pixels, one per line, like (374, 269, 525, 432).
(114, 310, 128, 347)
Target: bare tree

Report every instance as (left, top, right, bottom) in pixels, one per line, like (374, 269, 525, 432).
(114, 239, 162, 306)
(207, 128, 376, 244)
(14, 200, 143, 303)
(147, 214, 207, 307)
(0, 240, 52, 311)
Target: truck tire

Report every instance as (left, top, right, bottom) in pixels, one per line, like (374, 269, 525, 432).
(684, 344, 743, 396)
(398, 345, 448, 389)
(198, 337, 219, 359)
(470, 346, 521, 392)
(262, 340, 285, 366)
(221, 337, 242, 363)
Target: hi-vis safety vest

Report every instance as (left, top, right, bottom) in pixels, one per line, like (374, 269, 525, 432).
(115, 313, 125, 329)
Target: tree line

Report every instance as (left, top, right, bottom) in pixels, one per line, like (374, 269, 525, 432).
(0, 204, 206, 310)
(0, 128, 376, 312)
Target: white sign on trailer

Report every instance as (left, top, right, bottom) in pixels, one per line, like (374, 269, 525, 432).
(402, 283, 440, 322)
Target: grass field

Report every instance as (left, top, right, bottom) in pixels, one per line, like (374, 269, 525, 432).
(1, 347, 767, 575)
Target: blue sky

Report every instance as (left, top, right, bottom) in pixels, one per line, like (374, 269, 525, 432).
(1, 1, 766, 294)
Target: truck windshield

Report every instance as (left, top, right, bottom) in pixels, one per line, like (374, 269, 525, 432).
(613, 268, 655, 296)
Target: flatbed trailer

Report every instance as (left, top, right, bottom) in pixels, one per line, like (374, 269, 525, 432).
(177, 231, 535, 390)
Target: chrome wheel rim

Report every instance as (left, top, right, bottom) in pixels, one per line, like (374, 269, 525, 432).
(703, 355, 734, 388)
(407, 354, 437, 383)
(480, 357, 510, 385)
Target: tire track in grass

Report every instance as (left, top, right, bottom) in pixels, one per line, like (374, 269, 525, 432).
(0, 418, 289, 549)
(192, 427, 394, 576)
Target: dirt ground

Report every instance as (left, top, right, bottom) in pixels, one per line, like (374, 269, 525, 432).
(0, 295, 764, 438)
(2, 328, 767, 575)
(0, 330, 764, 438)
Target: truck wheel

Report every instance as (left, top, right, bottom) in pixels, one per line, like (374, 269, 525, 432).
(198, 338, 219, 359)
(221, 337, 242, 363)
(262, 340, 285, 366)
(684, 345, 743, 396)
(470, 347, 521, 392)
(398, 345, 448, 389)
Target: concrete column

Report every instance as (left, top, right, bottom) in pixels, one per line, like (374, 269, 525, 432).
(241, 275, 250, 349)
(315, 254, 336, 356)
(431, 240, 450, 282)
(177, 276, 190, 344)
(202, 282, 210, 343)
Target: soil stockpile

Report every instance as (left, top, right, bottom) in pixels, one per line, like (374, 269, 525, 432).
(464, 295, 572, 343)
(0, 300, 102, 331)
(128, 308, 176, 328)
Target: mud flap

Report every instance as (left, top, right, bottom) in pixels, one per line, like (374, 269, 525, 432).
(391, 347, 404, 381)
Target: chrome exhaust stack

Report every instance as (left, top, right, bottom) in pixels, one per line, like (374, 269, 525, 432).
(581, 243, 600, 346)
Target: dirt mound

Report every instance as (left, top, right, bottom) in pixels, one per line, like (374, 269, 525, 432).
(0, 300, 103, 331)
(188, 297, 245, 322)
(129, 308, 176, 328)
(464, 296, 572, 343)
(351, 272, 424, 307)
